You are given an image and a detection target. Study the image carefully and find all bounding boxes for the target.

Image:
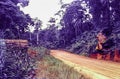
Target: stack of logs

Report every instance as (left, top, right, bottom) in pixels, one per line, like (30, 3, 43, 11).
(5, 39, 28, 47)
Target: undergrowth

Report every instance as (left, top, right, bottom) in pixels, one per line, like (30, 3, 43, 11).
(36, 55, 89, 79)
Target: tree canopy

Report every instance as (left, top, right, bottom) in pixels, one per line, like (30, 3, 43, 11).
(0, 0, 32, 39)
(36, 0, 120, 52)
(1, 0, 120, 52)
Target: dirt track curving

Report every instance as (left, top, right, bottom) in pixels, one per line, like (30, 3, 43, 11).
(50, 50, 120, 79)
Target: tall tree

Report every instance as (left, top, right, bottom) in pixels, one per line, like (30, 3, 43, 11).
(33, 18, 42, 45)
(88, 0, 120, 28)
(0, 0, 32, 39)
(59, 0, 92, 46)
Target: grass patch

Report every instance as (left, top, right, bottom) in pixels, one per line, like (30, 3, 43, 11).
(36, 55, 89, 79)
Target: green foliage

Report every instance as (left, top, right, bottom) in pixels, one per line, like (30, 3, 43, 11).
(1, 45, 36, 79)
(36, 55, 89, 79)
(0, 0, 32, 39)
(67, 29, 99, 55)
(28, 46, 50, 60)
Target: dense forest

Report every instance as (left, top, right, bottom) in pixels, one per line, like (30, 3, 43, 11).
(29, 0, 120, 55)
(0, 0, 120, 54)
(0, 0, 120, 79)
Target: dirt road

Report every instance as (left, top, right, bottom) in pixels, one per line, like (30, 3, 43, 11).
(50, 50, 120, 79)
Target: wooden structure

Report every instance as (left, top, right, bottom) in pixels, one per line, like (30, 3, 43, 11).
(1, 39, 28, 47)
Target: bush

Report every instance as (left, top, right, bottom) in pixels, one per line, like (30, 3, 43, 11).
(0, 44, 37, 79)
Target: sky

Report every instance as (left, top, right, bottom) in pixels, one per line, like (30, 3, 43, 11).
(21, 0, 73, 30)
